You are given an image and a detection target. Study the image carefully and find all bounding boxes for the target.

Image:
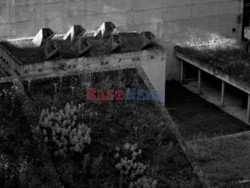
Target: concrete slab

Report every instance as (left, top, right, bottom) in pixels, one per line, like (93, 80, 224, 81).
(162, 6, 192, 22)
(133, 9, 163, 25)
(132, 0, 162, 10)
(162, 0, 191, 7)
(219, 0, 242, 15)
(103, 0, 132, 13)
(0, 23, 12, 37)
(103, 12, 132, 27)
(14, 4, 38, 22)
(191, 2, 220, 18)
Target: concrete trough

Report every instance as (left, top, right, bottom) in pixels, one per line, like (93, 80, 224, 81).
(94, 22, 116, 39)
(106, 34, 125, 53)
(140, 31, 156, 49)
(63, 25, 86, 42)
(0, 22, 166, 103)
(32, 28, 55, 47)
(74, 38, 91, 56)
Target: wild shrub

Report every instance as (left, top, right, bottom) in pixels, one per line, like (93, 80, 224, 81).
(39, 103, 91, 158)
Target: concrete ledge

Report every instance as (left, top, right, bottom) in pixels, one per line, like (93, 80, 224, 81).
(176, 52, 250, 94)
(0, 49, 166, 103)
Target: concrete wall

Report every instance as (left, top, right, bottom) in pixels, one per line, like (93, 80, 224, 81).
(23, 49, 166, 103)
(0, 0, 244, 80)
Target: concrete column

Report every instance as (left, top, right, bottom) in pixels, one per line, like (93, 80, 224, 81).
(247, 94, 250, 123)
(71, 86, 75, 96)
(221, 81, 225, 107)
(198, 69, 201, 95)
(180, 60, 185, 83)
(27, 80, 31, 92)
(54, 83, 58, 94)
(59, 76, 62, 90)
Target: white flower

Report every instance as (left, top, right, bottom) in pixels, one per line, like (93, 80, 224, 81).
(130, 145, 135, 152)
(74, 144, 80, 152)
(42, 129, 47, 135)
(133, 143, 138, 149)
(138, 149, 142, 155)
(56, 127, 61, 133)
(124, 143, 130, 150)
(114, 153, 119, 159)
(133, 163, 137, 169)
(132, 152, 138, 158)
(115, 163, 122, 170)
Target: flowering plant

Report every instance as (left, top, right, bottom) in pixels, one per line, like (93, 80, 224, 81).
(39, 103, 91, 157)
(114, 143, 157, 188)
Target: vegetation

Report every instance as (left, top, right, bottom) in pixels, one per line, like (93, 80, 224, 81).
(165, 81, 250, 140)
(186, 134, 250, 187)
(175, 34, 250, 84)
(0, 69, 202, 187)
(165, 81, 250, 186)
(0, 87, 61, 187)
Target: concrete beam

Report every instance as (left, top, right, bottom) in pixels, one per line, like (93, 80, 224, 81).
(221, 81, 225, 107)
(198, 69, 201, 95)
(180, 60, 185, 83)
(248, 94, 250, 123)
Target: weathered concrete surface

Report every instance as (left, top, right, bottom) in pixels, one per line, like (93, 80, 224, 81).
(0, 49, 166, 103)
(0, 0, 244, 80)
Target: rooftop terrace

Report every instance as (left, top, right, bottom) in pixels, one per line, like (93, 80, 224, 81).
(0, 22, 159, 65)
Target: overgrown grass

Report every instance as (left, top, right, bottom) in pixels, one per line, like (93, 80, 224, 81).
(186, 134, 250, 186)
(0, 87, 61, 187)
(175, 34, 250, 84)
(0, 69, 202, 187)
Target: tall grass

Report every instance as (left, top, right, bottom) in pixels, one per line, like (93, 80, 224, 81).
(175, 34, 250, 84)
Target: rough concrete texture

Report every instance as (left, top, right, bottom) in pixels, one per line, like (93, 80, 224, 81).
(0, 0, 244, 80)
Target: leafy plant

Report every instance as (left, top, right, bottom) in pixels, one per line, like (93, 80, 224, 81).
(39, 103, 91, 158)
(114, 143, 157, 188)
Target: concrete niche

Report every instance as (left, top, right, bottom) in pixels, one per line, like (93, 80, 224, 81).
(44, 41, 59, 60)
(139, 31, 156, 49)
(74, 38, 91, 56)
